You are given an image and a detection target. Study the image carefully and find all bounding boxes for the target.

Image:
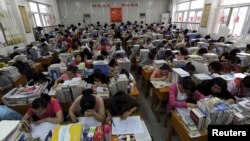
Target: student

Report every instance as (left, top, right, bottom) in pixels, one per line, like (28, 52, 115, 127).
(71, 53, 82, 66)
(69, 89, 105, 122)
(207, 43, 216, 54)
(137, 52, 155, 75)
(106, 90, 137, 121)
(97, 38, 110, 52)
(0, 72, 13, 94)
(217, 36, 225, 43)
(227, 76, 250, 100)
(54, 65, 81, 87)
(21, 94, 63, 131)
(120, 69, 136, 84)
(208, 61, 222, 77)
(245, 44, 250, 54)
(185, 62, 196, 75)
(167, 77, 205, 114)
(150, 63, 171, 81)
(86, 69, 110, 86)
(175, 48, 188, 60)
(197, 48, 208, 56)
(196, 77, 236, 104)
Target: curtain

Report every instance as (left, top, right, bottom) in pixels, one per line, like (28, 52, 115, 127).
(0, 0, 22, 45)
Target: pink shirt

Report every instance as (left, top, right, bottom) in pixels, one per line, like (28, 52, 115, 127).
(167, 83, 205, 114)
(71, 94, 105, 116)
(58, 73, 81, 81)
(27, 99, 61, 120)
(150, 68, 171, 80)
(71, 60, 80, 66)
(97, 45, 110, 51)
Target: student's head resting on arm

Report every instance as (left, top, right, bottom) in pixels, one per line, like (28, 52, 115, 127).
(167, 77, 205, 114)
(21, 94, 63, 132)
(69, 89, 105, 122)
(106, 90, 138, 121)
(197, 77, 236, 104)
(150, 63, 171, 81)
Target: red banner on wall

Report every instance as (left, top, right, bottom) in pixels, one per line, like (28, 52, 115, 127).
(110, 7, 122, 22)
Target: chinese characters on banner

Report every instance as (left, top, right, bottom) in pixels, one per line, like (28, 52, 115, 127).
(110, 8, 122, 22)
(92, 3, 138, 8)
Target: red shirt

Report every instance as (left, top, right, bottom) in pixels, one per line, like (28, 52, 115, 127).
(27, 99, 62, 120)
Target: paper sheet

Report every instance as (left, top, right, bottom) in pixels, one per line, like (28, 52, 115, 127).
(0, 120, 20, 140)
(112, 116, 144, 135)
(78, 117, 102, 129)
(151, 81, 171, 89)
(31, 122, 56, 140)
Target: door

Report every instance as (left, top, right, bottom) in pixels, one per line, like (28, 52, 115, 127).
(140, 13, 146, 24)
(83, 14, 91, 26)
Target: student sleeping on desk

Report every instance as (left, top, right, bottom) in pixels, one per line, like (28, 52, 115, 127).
(167, 77, 205, 115)
(86, 69, 110, 87)
(69, 89, 106, 122)
(105, 90, 138, 122)
(21, 94, 63, 132)
(196, 77, 236, 104)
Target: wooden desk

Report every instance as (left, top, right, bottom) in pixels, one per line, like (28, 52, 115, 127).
(151, 87, 168, 122)
(13, 75, 28, 87)
(129, 86, 140, 100)
(8, 104, 30, 115)
(31, 63, 42, 73)
(167, 111, 207, 141)
(141, 68, 153, 97)
(35, 56, 52, 66)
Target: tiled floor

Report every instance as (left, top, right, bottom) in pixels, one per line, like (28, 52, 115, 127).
(136, 76, 181, 141)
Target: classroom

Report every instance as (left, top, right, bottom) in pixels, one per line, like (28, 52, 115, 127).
(0, 0, 250, 141)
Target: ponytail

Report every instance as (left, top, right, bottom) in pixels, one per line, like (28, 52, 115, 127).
(32, 93, 51, 109)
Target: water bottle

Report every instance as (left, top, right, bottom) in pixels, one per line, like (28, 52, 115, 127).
(103, 124, 111, 141)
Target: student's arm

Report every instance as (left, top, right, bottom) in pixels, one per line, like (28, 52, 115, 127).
(168, 84, 188, 108)
(121, 106, 137, 120)
(21, 113, 32, 132)
(38, 110, 63, 124)
(69, 96, 81, 122)
(225, 99, 236, 104)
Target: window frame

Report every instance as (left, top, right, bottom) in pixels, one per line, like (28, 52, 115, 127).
(29, 1, 53, 27)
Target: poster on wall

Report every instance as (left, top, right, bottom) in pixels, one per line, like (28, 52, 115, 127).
(110, 7, 122, 22)
(201, 3, 211, 28)
(18, 6, 31, 33)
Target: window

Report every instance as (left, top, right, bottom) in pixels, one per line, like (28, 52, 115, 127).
(190, 0, 204, 9)
(174, 0, 204, 23)
(177, 2, 190, 11)
(29, 2, 53, 27)
(220, 0, 250, 6)
(215, 6, 249, 36)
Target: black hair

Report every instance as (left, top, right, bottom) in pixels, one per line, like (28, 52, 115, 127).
(96, 55, 104, 60)
(180, 48, 188, 56)
(74, 53, 81, 58)
(101, 50, 109, 57)
(160, 63, 170, 70)
(109, 58, 116, 67)
(211, 77, 227, 91)
(229, 49, 240, 57)
(93, 69, 102, 79)
(242, 76, 250, 88)
(205, 35, 211, 40)
(198, 48, 208, 55)
(185, 62, 195, 72)
(112, 90, 130, 109)
(80, 89, 95, 114)
(209, 61, 222, 73)
(32, 94, 51, 109)
(120, 69, 129, 79)
(229, 56, 241, 65)
(217, 36, 225, 42)
(148, 52, 155, 60)
(179, 77, 196, 93)
(67, 65, 78, 74)
(246, 44, 250, 50)
(40, 38, 46, 43)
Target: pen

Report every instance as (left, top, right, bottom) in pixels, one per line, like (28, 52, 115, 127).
(111, 119, 115, 127)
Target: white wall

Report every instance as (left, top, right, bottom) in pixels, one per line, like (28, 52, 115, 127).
(0, 0, 61, 56)
(57, 0, 170, 26)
